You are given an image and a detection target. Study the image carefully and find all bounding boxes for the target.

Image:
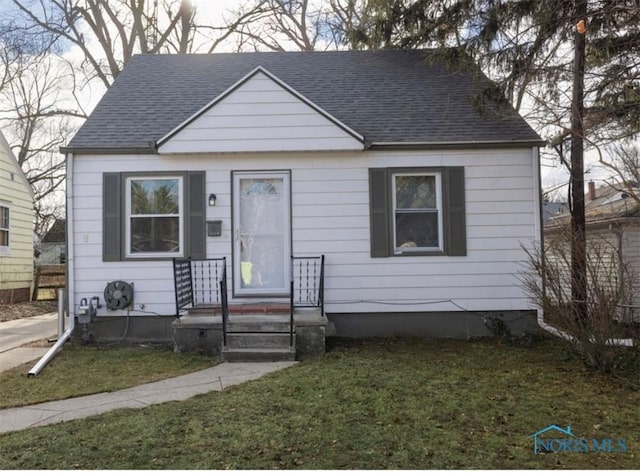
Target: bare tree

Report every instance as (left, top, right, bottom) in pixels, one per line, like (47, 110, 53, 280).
(1, 0, 263, 233)
(0, 47, 83, 235)
(0, 1, 201, 233)
(230, 0, 360, 52)
(7, 0, 200, 88)
(600, 143, 640, 205)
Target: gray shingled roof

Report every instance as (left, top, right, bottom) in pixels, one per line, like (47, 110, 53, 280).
(546, 185, 640, 227)
(65, 49, 543, 152)
(42, 218, 66, 243)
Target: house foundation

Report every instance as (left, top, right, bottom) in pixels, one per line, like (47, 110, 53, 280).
(327, 310, 539, 339)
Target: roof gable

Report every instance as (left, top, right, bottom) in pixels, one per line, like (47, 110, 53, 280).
(157, 67, 364, 154)
(0, 129, 34, 201)
(42, 218, 66, 242)
(65, 50, 544, 153)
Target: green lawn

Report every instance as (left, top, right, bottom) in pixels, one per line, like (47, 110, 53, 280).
(0, 344, 216, 409)
(0, 338, 638, 469)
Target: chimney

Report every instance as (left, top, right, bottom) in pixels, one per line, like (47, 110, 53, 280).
(588, 181, 596, 201)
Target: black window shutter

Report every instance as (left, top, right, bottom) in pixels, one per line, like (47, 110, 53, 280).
(103, 173, 122, 261)
(187, 171, 206, 259)
(369, 168, 390, 257)
(444, 167, 467, 256)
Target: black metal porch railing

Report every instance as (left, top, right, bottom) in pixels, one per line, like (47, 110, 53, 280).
(173, 257, 229, 344)
(290, 255, 325, 347)
(174, 256, 324, 350)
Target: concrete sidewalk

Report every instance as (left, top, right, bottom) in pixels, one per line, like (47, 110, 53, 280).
(0, 361, 295, 434)
(0, 313, 58, 372)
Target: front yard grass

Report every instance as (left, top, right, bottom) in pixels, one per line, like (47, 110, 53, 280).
(0, 344, 216, 409)
(0, 337, 638, 469)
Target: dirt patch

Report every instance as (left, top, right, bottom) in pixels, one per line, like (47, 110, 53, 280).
(22, 339, 55, 348)
(0, 301, 58, 323)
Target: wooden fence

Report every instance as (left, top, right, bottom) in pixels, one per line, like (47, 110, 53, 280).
(32, 264, 66, 301)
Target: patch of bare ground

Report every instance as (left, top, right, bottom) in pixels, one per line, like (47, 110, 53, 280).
(0, 301, 58, 323)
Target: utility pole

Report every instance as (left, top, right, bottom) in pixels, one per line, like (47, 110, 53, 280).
(570, 2, 588, 325)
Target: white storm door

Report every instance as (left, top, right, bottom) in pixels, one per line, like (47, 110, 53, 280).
(233, 171, 291, 296)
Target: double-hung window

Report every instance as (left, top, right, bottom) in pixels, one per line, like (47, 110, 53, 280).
(125, 176, 183, 257)
(392, 173, 442, 253)
(103, 171, 205, 261)
(369, 167, 466, 257)
(0, 205, 9, 255)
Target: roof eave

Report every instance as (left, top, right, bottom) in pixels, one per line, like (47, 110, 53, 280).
(59, 144, 157, 155)
(545, 215, 640, 232)
(368, 139, 546, 150)
(62, 139, 547, 154)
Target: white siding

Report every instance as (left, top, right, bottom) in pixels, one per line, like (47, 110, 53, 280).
(158, 72, 363, 154)
(544, 224, 640, 322)
(620, 224, 640, 320)
(70, 147, 539, 317)
(0, 131, 34, 293)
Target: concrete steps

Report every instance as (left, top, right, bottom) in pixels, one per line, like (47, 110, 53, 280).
(226, 314, 290, 333)
(173, 306, 326, 360)
(222, 314, 294, 362)
(225, 332, 293, 349)
(221, 347, 296, 362)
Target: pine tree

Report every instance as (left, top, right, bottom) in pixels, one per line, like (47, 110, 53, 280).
(345, 0, 639, 325)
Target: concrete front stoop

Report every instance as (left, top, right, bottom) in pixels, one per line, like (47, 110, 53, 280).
(172, 307, 327, 361)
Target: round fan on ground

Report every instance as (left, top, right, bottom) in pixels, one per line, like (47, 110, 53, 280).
(104, 280, 134, 310)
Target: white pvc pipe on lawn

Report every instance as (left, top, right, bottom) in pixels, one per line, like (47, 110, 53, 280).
(536, 309, 634, 347)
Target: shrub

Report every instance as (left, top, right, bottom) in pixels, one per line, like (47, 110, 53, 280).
(521, 226, 638, 372)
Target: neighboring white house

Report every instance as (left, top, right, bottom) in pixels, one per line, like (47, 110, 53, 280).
(61, 50, 545, 343)
(0, 129, 35, 303)
(545, 181, 640, 321)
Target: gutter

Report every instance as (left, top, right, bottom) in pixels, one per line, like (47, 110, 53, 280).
(59, 142, 157, 155)
(368, 138, 547, 150)
(62, 139, 549, 154)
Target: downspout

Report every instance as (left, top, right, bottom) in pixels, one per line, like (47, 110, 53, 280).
(28, 152, 76, 376)
(532, 146, 575, 341)
(532, 147, 634, 347)
(28, 290, 74, 376)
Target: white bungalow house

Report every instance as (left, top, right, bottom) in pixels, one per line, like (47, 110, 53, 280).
(0, 129, 35, 303)
(61, 50, 545, 357)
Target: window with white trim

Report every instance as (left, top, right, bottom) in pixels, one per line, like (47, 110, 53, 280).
(0, 205, 9, 255)
(392, 172, 443, 253)
(125, 176, 183, 257)
(369, 167, 466, 257)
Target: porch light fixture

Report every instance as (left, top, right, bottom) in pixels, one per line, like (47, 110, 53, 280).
(208, 194, 217, 206)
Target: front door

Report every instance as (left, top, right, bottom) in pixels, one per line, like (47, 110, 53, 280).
(232, 171, 291, 296)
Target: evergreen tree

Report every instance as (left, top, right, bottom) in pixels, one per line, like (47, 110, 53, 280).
(346, 0, 639, 144)
(345, 0, 639, 325)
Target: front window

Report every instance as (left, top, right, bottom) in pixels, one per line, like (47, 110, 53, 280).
(0, 205, 9, 255)
(125, 177, 183, 257)
(392, 173, 442, 253)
